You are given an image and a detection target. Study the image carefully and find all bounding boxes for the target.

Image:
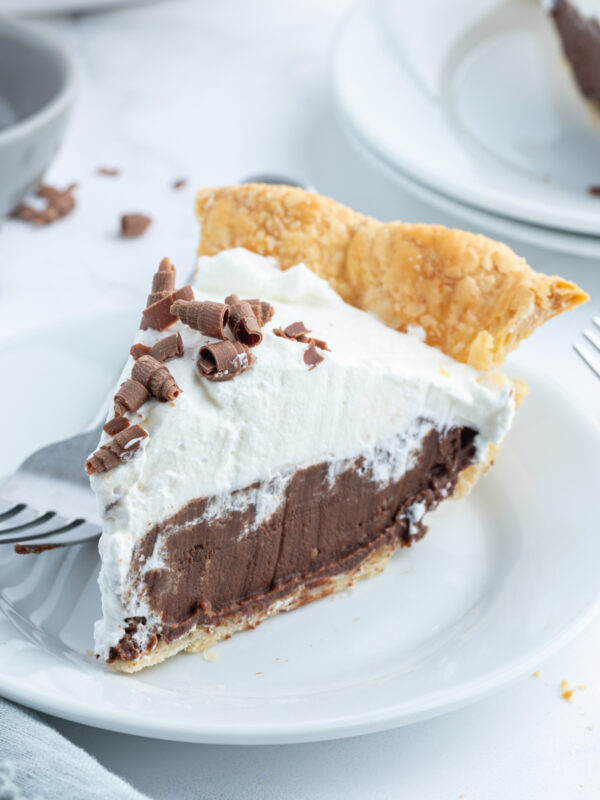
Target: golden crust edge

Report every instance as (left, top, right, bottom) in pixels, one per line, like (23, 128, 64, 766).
(195, 184, 588, 370)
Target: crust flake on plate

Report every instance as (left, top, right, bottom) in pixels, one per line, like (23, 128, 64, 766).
(196, 184, 588, 369)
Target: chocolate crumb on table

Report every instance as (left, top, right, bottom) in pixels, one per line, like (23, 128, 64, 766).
(98, 166, 120, 176)
(121, 213, 152, 238)
(588, 185, 600, 196)
(172, 178, 187, 190)
(12, 183, 77, 226)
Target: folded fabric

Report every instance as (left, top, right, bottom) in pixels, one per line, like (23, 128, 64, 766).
(0, 698, 148, 800)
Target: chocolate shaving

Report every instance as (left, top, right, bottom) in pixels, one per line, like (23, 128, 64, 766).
(141, 284, 194, 331)
(12, 183, 77, 226)
(274, 321, 311, 340)
(307, 337, 330, 351)
(149, 332, 184, 362)
(197, 341, 252, 382)
(303, 342, 325, 370)
(228, 299, 262, 347)
(132, 355, 180, 401)
(121, 213, 152, 238)
(273, 320, 330, 351)
(244, 299, 274, 327)
(85, 424, 148, 475)
(103, 417, 130, 436)
(171, 300, 229, 339)
(589, 185, 600, 196)
(114, 379, 150, 416)
(98, 166, 120, 176)
(173, 179, 187, 190)
(14, 542, 60, 554)
(130, 343, 152, 360)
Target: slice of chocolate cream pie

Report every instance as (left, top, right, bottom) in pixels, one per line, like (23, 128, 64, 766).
(87, 184, 587, 672)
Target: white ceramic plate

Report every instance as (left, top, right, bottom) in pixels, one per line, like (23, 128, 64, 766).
(3, 0, 158, 15)
(339, 108, 600, 259)
(0, 311, 599, 744)
(332, 0, 600, 236)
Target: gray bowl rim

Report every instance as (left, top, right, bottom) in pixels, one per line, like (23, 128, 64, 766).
(0, 15, 77, 147)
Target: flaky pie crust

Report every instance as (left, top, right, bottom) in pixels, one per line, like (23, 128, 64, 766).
(196, 184, 587, 370)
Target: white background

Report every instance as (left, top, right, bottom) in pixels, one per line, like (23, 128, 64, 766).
(1, 1, 599, 797)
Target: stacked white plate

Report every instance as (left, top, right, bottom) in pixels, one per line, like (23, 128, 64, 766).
(332, 0, 600, 257)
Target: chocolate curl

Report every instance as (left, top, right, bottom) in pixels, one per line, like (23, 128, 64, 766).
(147, 257, 176, 305)
(197, 341, 252, 382)
(244, 299, 274, 327)
(103, 417, 130, 436)
(149, 333, 184, 362)
(130, 343, 152, 360)
(228, 300, 262, 347)
(132, 355, 180, 401)
(141, 284, 194, 331)
(86, 425, 148, 475)
(303, 342, 325, 370)
(114, 379, 150, 416)
(171, 300, 229, 339)
(307, 336, 330, 352)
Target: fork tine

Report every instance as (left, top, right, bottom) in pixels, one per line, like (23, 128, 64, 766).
(0, 516, 84, 545)
(0, 503, 27, 522)
(0, 510, 56, 534)
(574, 342, 600, 379)
(583, 328, 600, 354)
(593, 316, 600, 330)
(14, 522, 100, 553)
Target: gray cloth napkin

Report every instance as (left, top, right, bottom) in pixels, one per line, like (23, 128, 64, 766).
(0, 698, 149, 800)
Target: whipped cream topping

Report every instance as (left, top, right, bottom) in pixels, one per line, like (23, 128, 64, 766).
(92, 248, 515, 657)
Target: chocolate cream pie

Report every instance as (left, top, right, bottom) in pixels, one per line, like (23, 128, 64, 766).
(547, 0, 600, 112)
(87, 184, 587, 672)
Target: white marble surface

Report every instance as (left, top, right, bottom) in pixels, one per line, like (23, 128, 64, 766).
(1, 1, 599, 798)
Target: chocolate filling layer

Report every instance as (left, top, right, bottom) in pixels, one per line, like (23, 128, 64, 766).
(552, 0, 600, 109)
(108, 426, 476, 662)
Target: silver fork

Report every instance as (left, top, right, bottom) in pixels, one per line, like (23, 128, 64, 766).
(0, 396, 111, 554)
(574, 314, 600, 379)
